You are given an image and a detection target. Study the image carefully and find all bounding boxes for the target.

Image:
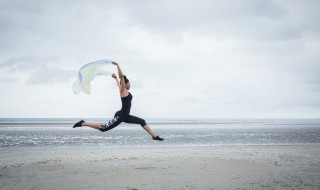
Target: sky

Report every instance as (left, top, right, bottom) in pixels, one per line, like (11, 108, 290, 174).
(0, 0, 319, 119)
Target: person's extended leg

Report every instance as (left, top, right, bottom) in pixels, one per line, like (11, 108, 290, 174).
(125, 115, 164, 141)
(73, 111, 124, 132)
(73, 120, 103, 129)
(99, 113, 123, 132)
(82, 122, 101, 129)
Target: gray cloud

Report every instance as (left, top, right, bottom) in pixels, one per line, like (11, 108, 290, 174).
(0, 1, 47, 50)
(0, 55, 75, 85)
(122, 0, 310, 42)
(0, 76, 20, 83)
(125, 0, 286, 29)
(0, 55, 56, 72)
(26, 65, 75, 85)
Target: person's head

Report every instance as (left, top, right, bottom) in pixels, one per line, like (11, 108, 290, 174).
(121, 75, 131, 90)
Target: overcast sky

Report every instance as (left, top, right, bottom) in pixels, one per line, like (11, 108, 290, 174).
(0, 0, 319, 118)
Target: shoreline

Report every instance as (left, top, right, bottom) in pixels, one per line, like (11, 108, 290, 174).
(2, 143, 320, 151)
(1, 145, 320, 189)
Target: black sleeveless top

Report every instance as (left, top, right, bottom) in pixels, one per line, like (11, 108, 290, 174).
(120, 92, 132, 116)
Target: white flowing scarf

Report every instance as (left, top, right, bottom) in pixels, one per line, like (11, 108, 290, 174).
(72, 59, 113, 95)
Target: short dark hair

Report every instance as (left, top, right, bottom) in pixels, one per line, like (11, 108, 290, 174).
(120, 75, 129, 84)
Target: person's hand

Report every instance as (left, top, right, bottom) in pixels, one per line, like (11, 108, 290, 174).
(112, 73, 117, 79)
(112, 61, 118, 66)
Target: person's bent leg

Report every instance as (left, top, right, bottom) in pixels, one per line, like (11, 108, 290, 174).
(143, 124, 164, 141)
(141, 124, 157, 138)
(125, 115, 164, 140)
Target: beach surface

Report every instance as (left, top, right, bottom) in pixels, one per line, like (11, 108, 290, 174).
(1, 145, 320, 190)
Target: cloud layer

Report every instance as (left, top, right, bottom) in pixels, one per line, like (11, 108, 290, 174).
(0, 0, 319, 118)
(0, 55, 75, 85)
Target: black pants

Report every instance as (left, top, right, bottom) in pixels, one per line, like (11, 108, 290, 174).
(99, 111, 146, 132)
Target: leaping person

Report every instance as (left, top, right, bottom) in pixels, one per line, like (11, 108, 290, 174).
(73, 61, 164, 141)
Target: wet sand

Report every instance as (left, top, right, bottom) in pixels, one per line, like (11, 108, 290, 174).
(1, 145, 320, 190)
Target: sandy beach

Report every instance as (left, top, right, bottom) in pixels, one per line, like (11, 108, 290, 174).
(1, 145, 320, 190)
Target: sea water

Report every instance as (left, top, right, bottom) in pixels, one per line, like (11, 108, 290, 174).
(0, 118, 320, 148)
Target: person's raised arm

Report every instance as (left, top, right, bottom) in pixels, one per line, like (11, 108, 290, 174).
(112, 61, 125, 92)
(112, 74, 121, 89)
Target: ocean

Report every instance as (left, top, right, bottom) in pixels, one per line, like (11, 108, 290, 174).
(1, 118, 320, 148)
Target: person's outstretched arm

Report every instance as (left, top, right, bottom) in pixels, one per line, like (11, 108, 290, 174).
(112, 61, 125, 93)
